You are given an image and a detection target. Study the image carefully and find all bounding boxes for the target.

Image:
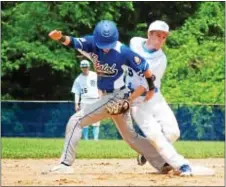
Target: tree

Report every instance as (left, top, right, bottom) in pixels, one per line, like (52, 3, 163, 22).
(1, 2, 134, 99)
(1, 2, 224, 104)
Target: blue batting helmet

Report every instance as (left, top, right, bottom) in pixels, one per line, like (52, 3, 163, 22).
(93, 20, 119, 49)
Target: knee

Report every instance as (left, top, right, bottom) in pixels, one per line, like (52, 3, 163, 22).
(66, 113, 82, 132)
(68, 113, 81, 124)
(165, 128, 180, 143)
(161, 117, 180, 142)
(121, 130, 139, 145)
(124, 132, 138, 142)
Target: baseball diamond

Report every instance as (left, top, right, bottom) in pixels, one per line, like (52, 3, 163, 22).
(1, 2, 224, 186)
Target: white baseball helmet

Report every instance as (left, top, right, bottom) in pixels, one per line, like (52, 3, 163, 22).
(80, 60, 90, 68)
(148, 20, 169, 33)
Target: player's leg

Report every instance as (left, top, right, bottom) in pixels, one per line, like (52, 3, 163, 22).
(112, 111, 168, 172)
(131, 104, 169, 171)
(92, 122, 100, 140)
(137, 94, 180, 171)
(82, 127, 89, 140)
(50, 95, 112, 173)
(132, 101, 191, 175)
(80, 103, 90, 141)
(132, 117, 170, 172)
(153, 96, 180, 142)
(134, 94, 180, 171)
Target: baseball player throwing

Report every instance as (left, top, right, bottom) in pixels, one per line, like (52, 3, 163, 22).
(71, 60, 100, 140)
(127, 20, 192, 176)
(48, 20, 160, 174)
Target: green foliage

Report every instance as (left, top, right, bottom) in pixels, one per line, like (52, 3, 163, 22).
(163, 2, 225, 104)
(1, 2, 134, 99)
(2, 138, 224, 159)
(1, 2, 225, 104)
(99, 119, 122, 139)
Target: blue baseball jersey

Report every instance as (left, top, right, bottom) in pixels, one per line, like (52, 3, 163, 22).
(71, 35, 149, 91)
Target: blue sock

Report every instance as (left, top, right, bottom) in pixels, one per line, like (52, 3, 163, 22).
(93, 126, 100, 140)
(83, 127, 89, 140)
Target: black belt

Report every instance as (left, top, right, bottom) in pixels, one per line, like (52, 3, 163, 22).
(130, 87, 158, 96)
(101, 86, 126, 94)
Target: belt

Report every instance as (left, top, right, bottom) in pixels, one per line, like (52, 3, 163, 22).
(130, 87, 158, 96)
(101, 86, 126, 94)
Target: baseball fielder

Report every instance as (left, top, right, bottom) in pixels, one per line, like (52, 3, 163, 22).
(127, 20, 192, 176)
(48, 20, 161, 174)
(71, 60, 100, 140)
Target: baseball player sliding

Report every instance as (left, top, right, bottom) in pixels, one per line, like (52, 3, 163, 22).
(71, 60, 100, 140)
(48, 20, 161, 174)
(127, 20, 192, 176)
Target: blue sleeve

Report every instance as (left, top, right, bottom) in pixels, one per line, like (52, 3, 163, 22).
(71, 35, 94, 53)
(121, 45, 149, 73)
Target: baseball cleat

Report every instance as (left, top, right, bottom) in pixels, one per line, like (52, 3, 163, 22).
(49, 163, 74, 174)
(179, 164, 192, 176)
(137, 154, 147, 166)
(160, 163, 173, 174)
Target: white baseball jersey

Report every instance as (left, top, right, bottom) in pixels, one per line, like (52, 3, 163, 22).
(71, 71, 99, 104)
(126, 37, 167, 92)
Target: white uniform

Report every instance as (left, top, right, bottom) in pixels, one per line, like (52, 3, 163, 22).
(127, 37, 189, 170)
(71, 71, 100, 127)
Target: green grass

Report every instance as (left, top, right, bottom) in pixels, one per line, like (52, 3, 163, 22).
(1, 138, 224, 159)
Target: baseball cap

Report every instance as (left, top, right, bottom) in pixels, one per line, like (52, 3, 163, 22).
(80, 60, 90, 68)
(148, 20, 169, 33)
(93, 20, 119, 49)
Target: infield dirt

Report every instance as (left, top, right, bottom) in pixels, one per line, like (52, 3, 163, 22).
(2, 158, 224, 186)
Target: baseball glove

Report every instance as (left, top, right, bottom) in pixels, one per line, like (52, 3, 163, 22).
(105, 99, 130, 115)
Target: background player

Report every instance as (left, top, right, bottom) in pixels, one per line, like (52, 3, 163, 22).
(71, 60, 100, 141)
(48, 20, 159, 174)
(127, 20, 192, 176)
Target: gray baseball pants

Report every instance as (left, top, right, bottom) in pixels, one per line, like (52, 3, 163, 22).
(59, 88, 165, 170)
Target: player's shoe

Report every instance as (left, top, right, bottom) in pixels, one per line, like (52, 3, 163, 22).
(160, 163, 173, 174)
(179, 164, 192, 176)
(137, 154, 147, 166)
(49, 163, 74, 174)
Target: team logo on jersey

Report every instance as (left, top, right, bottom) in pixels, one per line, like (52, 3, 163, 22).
(90, 53, 99, 64)
(90, 80, 96, 86)
(95, 63, 118, 77)
(134, 56, 141, 65)
(87, 53, 118, 77)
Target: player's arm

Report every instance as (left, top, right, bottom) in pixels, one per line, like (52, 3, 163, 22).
(98, 89, 103, 98)
(128, 86, 146, 102)
(48, 30, 93, 52)
(74, 94, 81, 112)
(71, 79, 81, 112)
(143, 70, 155, 101)
(123, 47, 155, 101)
(48, 30, 72, 46)
(125, 68, 147, 102)
(152, 55, 167, 80)
(128, 37, 156, 101)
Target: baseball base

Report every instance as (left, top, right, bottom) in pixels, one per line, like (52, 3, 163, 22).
(191, 165, 215, 176)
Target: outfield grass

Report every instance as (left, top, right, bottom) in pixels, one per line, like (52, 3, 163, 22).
(1, 138, 224, 159)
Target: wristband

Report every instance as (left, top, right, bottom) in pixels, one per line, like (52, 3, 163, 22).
(59, 36, 66, 42)
(59, 36, 71, 46)
(146, 75, 156, 91)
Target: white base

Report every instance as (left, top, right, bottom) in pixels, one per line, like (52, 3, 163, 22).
(191, 165, 215, 176)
